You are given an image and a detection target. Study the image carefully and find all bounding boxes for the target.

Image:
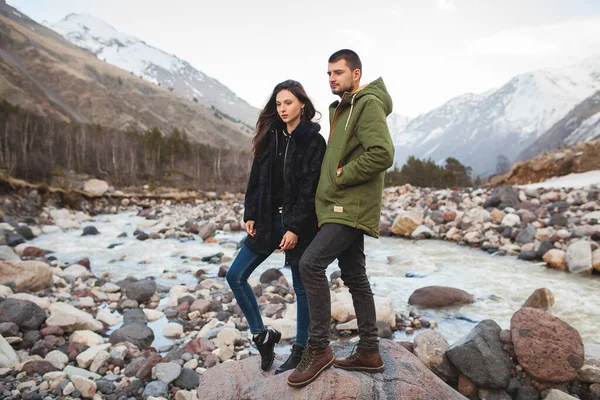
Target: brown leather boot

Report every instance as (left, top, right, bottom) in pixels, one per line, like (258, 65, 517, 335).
(334, 345, 384, 372)
(287, 345, 334, 388)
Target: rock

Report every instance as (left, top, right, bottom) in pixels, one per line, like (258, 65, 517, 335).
(566, 241, 593, 274)
(198, 339, 465, 399)
(391, 212, 423, 236)
(153, 362, 182, 384)
(408, 286, 474, 308)
(478, 389, 511, 399)
(331, 301, 349, 323)
(489, 208, 506, 224)
(142, 380, 169, 399)
(175, 368, 200, 390)
(198, 223, 218, 240)
(143, 309, 164, 322)
(9, 293, 50, 310)
(5, 232, 25, 246)
(70, 330, 104, 346)
(0, 321, 19, 337)
(593, 249, 600, 272)
(82, 226, 100, 236)
(0, 245, 19, 261)
(458, 374, 478, 399)
(578, 351, 600, 383)
(163, 323, 184, 338)
(218, 265, 229, 278)
(76, 344, 111, 369)
(446, 320, 511, 389)
(549, 214, 568, 227)
(59, 264, 93, 282)
(412, 225, 435, 239)
(83, 179, 109, 196)
(0, 298, 46, 330)
(518, 251, 539, 261)
(0, 334, 19, 367)
(0, 260, 53, 292)
(189, 299, 211, 314)
(125, 278, 157, 303)
(511, 307, 584, 382)
(64, 365, 102, 380)
(45, 350, 69, 369)
(501, 214, 521, 227)
(543, 390, 578, 400)
(184, 337, 215, 354)
(484, 186, 520, 209)
(430, 211, 445, 225)
(96, 309, 119, 326)
(536, 238, 555, 259)
(515, 225, 536, 244)
(522, 288, 554, 310)
(22, 360, 59, 375)
(46, 303, 103, 332)
(71, 375, 97, 398)
(109, 323, 154, 349)
(413, 330, 458, 382)
(543, 249, 567, 271)
(89, 350, 109, 373)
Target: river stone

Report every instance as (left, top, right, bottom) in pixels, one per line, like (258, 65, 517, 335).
(110, 322, 154, 349)
(69, 330, 104, 346)
(517, 251, 538, 261)
(331, 301, 349, 323)
(96, 309, 119, 326)
(593, 249, 600, 272)
(174, 368, 199, 390)
(142, 380, 169, 399)
(578, 351, 600, 384)
(0, 334, 19, 368)
(515, 224, 536, 244)
(536, 238, 555, 259)
(501, 214, 521, 227)
(189, 299, 211, 314)
(430, 211, 445, 225)
(0, 246, 19, 261)
(447, 320, 511, 389)
(522, 288, 554, 310)
(391, 211, 423, 236)
(544, 390, 578, 400)
(46, 303, 103, 332)
(81, 226, 100, 236)
(64, 365, 102, 380)
(549, 214, 568, 227)
(484, 186, 520, 209)
(125, 278, 157, 303)
(259, 268, 283, 284)
(543, 249, 567, 271)
(0, 260, 53, 292)
(408, 286, 474, 308)
(413, 330, 458, 382)
(143, 309, 164, 322)
(198, 339, 466, 399)
(45, 350, 69, 369)
(123, 308, 148, 325)
(511, 307, 584, 382)
(76, 344, 111, 369)
(83, 179, 109, 196)
(0, 298, 46, 330)
(489, 208, 506, 224)
(412, 225, 435, 239)
(71, 375, 97, 398)
(566, 241, 593, 274)
(6, 232, 25, 246)
(153, 362, 182, 384)
(0, 322, 19, 337)
(60, 264, 93, 282)
(163, 323, 184, 338)
(478, 389, 512, 400)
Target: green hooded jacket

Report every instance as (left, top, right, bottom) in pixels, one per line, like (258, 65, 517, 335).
(315, 77, 395, 238)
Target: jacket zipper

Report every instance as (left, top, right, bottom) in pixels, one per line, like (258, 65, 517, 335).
(281, 130, 290, 228)
(328, 92, 347, 140)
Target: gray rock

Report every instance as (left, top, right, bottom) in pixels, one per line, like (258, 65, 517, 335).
(484, 186, 520, 210)
(142, 380, 168, 399)
(566, 241, 593, 274)
(109, 323, 154, 349)
(0, 299, 46, 331)
(518, 251, 539, 261)
(260, 268, 283, 284)
(478, 388, 512, 400)
(447, 319, 512, 389)
(549, 214, 568, 227)
(174, 368, 200, 390)
(124, 279, 157, 304)
(6, 232, 25, 247)
(154, 362, 181, 384)
(376, 321, 393, 339)
(0, 246, 20, 261)
(0, 322, 19, 337)
(82, 226, 100, 236)
(15, 226, 34, 240)
(516, 224, 536, 244)
(430, 211, 446, 225)
(123, 308, 148, 325)
(536, 238, 555, 258)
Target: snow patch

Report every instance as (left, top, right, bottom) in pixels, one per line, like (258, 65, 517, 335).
(519, 170, 600, 189)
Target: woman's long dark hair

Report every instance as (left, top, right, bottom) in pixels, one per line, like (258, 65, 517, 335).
(252, 80, 318, 157)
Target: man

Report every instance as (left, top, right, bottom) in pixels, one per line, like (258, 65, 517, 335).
(287, 49, 395, 388)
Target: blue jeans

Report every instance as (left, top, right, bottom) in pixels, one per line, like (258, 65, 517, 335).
(226, 215, 309, 346)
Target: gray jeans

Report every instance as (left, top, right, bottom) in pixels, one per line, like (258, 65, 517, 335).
(299, 223, 379, 350)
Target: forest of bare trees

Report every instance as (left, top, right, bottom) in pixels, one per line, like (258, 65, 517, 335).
(0, 99, 252, 192)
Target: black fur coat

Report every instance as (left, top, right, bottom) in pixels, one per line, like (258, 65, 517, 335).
(243, 121, 326, 266)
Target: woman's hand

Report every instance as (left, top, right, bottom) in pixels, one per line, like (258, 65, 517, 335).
(246, 220, 256, 237)
(280, 231, 298, 251)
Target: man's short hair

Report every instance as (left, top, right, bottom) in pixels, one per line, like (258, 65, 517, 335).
(328, 49, 362, 73)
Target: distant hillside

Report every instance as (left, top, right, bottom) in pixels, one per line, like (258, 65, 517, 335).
(50, 13, 259, 127)
(518, 90, 600, 161)
(0, 2, 252, 147)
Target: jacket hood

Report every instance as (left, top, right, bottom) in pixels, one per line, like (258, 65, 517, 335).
(330, 77, 393, 117)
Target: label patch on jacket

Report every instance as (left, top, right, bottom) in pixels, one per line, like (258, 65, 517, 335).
(334, 206, 344, 213)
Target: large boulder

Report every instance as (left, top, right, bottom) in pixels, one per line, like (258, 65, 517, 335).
(391, 212, 424, 236)
(0, 298, 47, 330)
(446, 320, 511, 389)
(483, 186, 520, 210)
(83, 179, 109, 196)
(413, 330, 458, 382)
(565, 241, 593, 274)
(46, 303, 103, 332)
(522, 288, 554, 310)
(0, 260, 53, 292)
(511, 308, 584, 382)
(197, 339, 466, 399)
(408, 286, 474, 308)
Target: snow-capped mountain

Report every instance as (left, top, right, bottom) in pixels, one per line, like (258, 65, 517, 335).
(387, 113, 413, 144)
(50, 13, 258, 127)
(392, 55, 600, 176)
(518, 90, 600, 161)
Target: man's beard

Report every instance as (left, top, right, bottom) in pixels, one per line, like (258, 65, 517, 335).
(332, 82, 354, 97)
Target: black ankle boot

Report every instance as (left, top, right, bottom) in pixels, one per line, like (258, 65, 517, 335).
(275, 344, 305, 374)
(252, 327, 281, 371)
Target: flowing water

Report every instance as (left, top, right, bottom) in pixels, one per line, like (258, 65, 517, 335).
(31, 211, 600, 345)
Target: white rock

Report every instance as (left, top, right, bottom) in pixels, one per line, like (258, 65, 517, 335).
(374, 296, 395, 328)
(90, 289, 108, 301)
(216, 328, 242, 348)
(183, 359, 199, 370)
(331, 301, 349, 323)
(143, 309, 165, 322)
(168, 286, 189, 307)
(56, 218, 80, 230)
(198, 318, 223, 337)
(501, 214, 521, 227)
(58, 264, 93, 282)
(0, 285, 13, 298)
(0, 335, 19, 368)
(544, 389, 578, 400)
(101, 283, 121, 293)
(43, 371, 67, 381)
(89, 350, 110, 373)
(9, 293, 50, 309)
(153, 362, 182, 384)
(83, 179, 109, 197)
(71, 374, 97, 398)
(45, 350, 69, 370)
(70, 330, 104, 346)
(96, 310, 120, 326)
(42, 225, 61, 234)
(336, 319, 358, 331)
(411, 225, 435, 239)
(47, 303, 103, 332)
(268, 318, 297, 340)
(63, 381, 75, 395)
(78, 296, 96, 308)
(76, 344, 111, 369)
(163, 323, 184, 338)
(566, 241, 593, 274)
(213, 346, 234, 362)
(109, 346, 127, 360)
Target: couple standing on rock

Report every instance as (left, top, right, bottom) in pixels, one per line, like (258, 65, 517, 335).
(225, 49, 395, 387)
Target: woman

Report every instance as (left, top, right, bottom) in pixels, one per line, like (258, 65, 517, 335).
(226, 80, 326, 373)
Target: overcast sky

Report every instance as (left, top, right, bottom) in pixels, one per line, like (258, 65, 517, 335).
(9, 0, 600, 119)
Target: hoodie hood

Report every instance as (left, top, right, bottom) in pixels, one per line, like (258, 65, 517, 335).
(330, 77, 393, 117)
